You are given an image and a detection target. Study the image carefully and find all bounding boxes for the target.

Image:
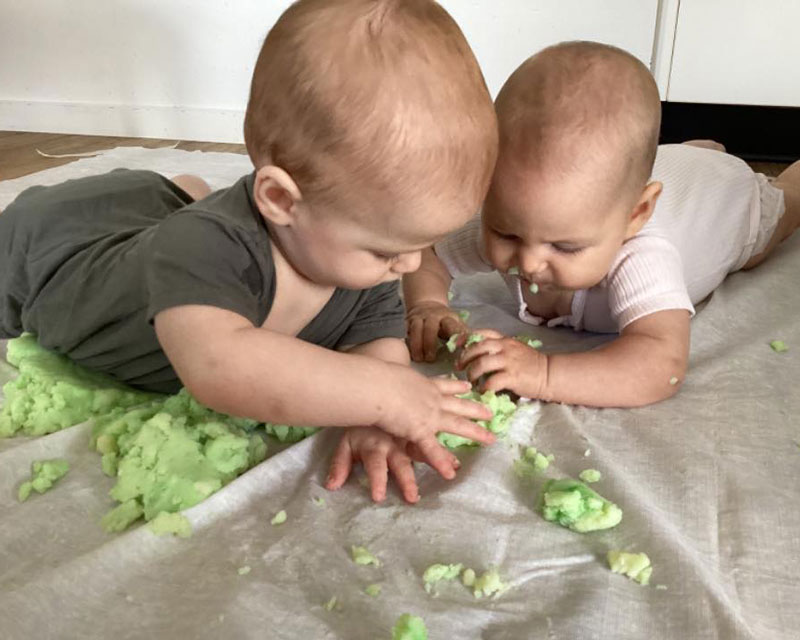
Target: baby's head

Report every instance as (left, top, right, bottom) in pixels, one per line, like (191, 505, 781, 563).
(482, 41, 662, 292)
(244, 0, 498, 289)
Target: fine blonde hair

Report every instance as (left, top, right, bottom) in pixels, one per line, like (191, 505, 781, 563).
(244, 0, 498, 211)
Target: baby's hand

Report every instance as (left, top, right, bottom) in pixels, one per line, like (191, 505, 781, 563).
(457, 329, 548, 398)
(377, 369, 495, 479)
(406, 301, 467, 362)
(326, 427, 457, 503)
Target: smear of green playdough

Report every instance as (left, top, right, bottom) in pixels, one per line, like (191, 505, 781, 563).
(271, 510, 287, 526)
(0, 335, 157, 437)
(607, 550, 652, 585)
(17, 458, 70, 502)
(514, 335, 543, 349)
(351, 545, 381, 566)
(539, 478, 622, 532)
(92, 389, 268, 531)
(472, 567, 510, 599)
(422, 563, 464, 593)
(392, 614, 428, 640)
(364, 583, 382, 597)
(464, 333, 484, 348)
(437, 389, 517, 448)
(148, 511, 192, 538)
(770, 340, 789, 353)
(578, 469, 601, 483)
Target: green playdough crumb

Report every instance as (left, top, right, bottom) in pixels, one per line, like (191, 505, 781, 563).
(669, 376, 679, 385)
(770, 340, 789, 353)
(148, 511, 192, 538)
(447, 291, 455, 302)
(437, 389, 517, 448)
(461, 568, 476, 587)
(17, 458, 70, 502)
(237, 565, 251, 576)
(529, 283, 539, 294)
(457, 310, 470, 323)
(323, 596, 339, 612)
(445, 334, 460, 353)
(464, 333, 484, 348)
(364, 583, 382, 597)
(271, 510, 287, 526)
(472, 567, 510, 599)
(578, 469, 602, 483)
(422, 563, 463, 593)
(513, 446, 552, 479)
(514, 335, 543, 349)
(312, 496, 326, 507)
(540, 478, 623, 533)
(92, 389, 268, 532)
(392, 614, 428, 640)
(351, 545, 381, 567)
(507, 267, 520, 276)
(607, 550, 652, 586)
(0, 335, 158, 438)
(264, 423, 319, 443)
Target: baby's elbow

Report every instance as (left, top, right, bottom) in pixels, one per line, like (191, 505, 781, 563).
(636, 356, 687, 406)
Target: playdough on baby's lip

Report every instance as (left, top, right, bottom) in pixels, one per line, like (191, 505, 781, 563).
(539, 478, 622, 532)
(437, 389, 517, 449)
(607, 550, 652, 585)
(17, 458, 70, 502)
(392, 614, 428, 640)
(0, 335, 157, 437)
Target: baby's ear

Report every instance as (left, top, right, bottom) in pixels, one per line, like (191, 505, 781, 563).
(624, 181, 662, 239)
(252, 165, 303, 226)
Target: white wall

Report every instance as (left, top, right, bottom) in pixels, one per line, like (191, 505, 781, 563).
(667, 0, 800, 106)
(0, 0, 660, 143)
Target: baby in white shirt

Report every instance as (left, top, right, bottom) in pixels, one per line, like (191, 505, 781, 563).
(403, 40, 800, 408)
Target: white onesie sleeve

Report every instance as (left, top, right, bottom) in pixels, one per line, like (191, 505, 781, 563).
(433, 214, 493, 277)
(606, 235, 694, 330)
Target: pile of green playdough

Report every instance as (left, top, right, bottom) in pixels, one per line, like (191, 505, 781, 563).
(437, 389, 517, 449)
(92, 389, 268, 532)
(539, 478, 623, 533)
(0, 335, 157, 437)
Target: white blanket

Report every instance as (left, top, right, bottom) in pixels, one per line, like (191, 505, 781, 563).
(1, 148, 798, 640)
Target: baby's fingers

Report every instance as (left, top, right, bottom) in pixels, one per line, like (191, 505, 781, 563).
(363, 450, 389, 502)
(431, 376, 473, 396)
(422, 317, 443, 362)
(441, 394, 493, 422)
(414, 437, 460, 480)
(465, 353, 507, 384)
(326, 432, 353, 491)
(440, 316, 467, 340)
(387, 449, 420, 503)
(440, 416, 496, 446)
(407, 316, 426, 362)
(457, 337, 503, 368)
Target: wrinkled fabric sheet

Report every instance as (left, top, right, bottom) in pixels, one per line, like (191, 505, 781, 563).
(1, 148, 799, 640)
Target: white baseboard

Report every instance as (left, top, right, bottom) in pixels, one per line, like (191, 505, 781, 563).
(0, 100, 245, 143)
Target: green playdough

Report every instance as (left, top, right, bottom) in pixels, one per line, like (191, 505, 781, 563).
(457, 310, 470, 323)
(392, 614, 428, 640)
(529, 283, 539, 294)
(437, 389, 517, 448)
(578, 469, 602, 483)
(264, 423, 319, 443)
(422, 563, 463, 593)
(513, 446, 552, 479)
(237, 565, 251, 576)
(507, 267, 520, 276)
(447, 291, 455, 302)
(323, 596, 339, 612)
(364, 583, 382, 597)
(17, 458, 70, 502)
(461, 568, 476, 587)
(445, 333, 460, 353)
(271, 510, 287, 526)
(540, 478, 623, 532)
(515, 335, 543, 349)
(351, 545, 381, 566)
(472, 567, 510, 599)
(92, 389, 268, 532)
(770, 340, 789, 353)
(148, 511, 192, 538)
(607, 550, 652, 585)
(0, 335, 157, 437)
(464, 333, 484, 348)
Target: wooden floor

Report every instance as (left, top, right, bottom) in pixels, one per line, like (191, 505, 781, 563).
(0, 130, 790, 182)
(0, 131, 247, 181)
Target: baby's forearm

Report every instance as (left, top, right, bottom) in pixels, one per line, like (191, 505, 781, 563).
(181, 328, 404, 427)
(402, 247, 452, 309)
(343, 337, 410, 366)
(542, 333, 687, 408)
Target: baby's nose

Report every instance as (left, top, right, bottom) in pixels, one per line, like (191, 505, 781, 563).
(392, 250, 422, 274)
(519, 248, 548, 276)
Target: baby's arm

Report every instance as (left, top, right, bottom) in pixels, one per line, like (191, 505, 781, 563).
(403, 248, 468, 361)
(155, 305, 495, 475)
(460, 309, 689, 408)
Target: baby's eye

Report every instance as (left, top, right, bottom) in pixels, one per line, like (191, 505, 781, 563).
(552, 244, 584, 255)
(493, 229, 519, 241)
(374, 252, 397, 261)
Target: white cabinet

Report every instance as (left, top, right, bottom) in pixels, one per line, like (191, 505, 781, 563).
(666, 0, 800, 106)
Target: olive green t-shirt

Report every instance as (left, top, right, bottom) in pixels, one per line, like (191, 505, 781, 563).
(0, 169, 405, 393)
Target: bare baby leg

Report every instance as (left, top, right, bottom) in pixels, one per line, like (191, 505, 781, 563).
(171, 174, 212, 202)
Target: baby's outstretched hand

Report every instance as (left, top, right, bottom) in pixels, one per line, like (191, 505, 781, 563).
(457, 329, 548, 398)
(326, 427, 455, 503)
(406, 301, 467, 362)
